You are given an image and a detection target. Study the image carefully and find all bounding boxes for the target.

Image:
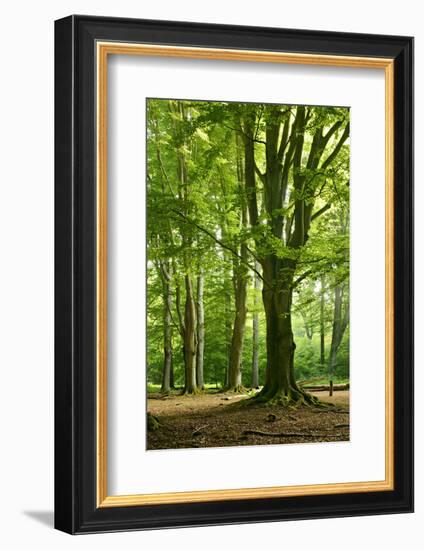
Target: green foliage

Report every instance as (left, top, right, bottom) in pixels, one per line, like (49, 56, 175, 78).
(146, 99, 350, 389)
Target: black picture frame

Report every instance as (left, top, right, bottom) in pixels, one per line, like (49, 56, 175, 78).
(55, 14, 414, 534)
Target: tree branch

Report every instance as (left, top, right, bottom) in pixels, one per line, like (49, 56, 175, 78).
(254, 162, 265, 183)
(292, 269, 313, 288)
(174, 279, 185, 335)
(243, 115, 260, 228)
(321, 123, 350, 170)
(277, 114, 292, 163)
(170, 209, 268, 286)
(321, 120, 343, 148)
(311, 203, 332, 222)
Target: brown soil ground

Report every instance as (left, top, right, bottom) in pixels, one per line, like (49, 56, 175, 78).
(147, 390, 349, 450)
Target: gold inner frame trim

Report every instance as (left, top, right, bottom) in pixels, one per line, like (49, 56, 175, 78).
(96, 41, 395, 508)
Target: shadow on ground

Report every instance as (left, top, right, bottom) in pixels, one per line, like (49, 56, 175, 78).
(23, 510, 54, 528)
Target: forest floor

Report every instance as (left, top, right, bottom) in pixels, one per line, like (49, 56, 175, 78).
(147, 389, 349, 450)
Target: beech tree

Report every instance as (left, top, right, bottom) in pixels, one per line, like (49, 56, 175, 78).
(225, 134, 249, 391)
(251, 262, 261, 389)
(196, 270, 205, 389)
(238, 104, 349, 405)
(328, 282, 349, 394)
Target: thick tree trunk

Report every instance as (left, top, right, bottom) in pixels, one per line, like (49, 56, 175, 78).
(260, 261, 294, 399)
(183, 274, 198, 394)
(251, 263, 260, 388)
(160, 275, 173, 393)
(253, 258, 318, 406)
(196, 272, 205, 389)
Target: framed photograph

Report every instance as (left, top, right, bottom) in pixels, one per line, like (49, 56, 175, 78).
(54, 15, 413, 534)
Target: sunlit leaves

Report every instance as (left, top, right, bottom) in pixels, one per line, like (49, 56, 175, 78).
(146, 98, 350, 384)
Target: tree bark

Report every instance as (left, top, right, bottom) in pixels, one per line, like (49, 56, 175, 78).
(196, 272, 205, 389)
(172, 100, 199, 394)
(170, 358, 175, 389)
(160, 266, 173, 393)
(301, 310, 313, 340)
(328, 283, 349, 394)
(226, 262, 248, 391)
(183, 274, 198, 394)
(225, 133, 249, 392)
(251, 263, 260, 388)
(253, 257, 316, 405)
(223, 252, 232, 387)
(320, 276, 325, 367)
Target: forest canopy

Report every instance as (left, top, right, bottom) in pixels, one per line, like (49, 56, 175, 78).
(146, 98, 350, 408)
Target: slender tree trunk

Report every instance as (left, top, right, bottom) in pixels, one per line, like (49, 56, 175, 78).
(226, 263, 248, 391)
(171, 100, 199, 394)
(328, 284, 349, 395)
(220, 247, 232, 387)
(196, 272, 205, 389)
(226, 133, 248, 392)
(224, 278, 231, 387)
(300, 310, 313, 340)
(219, 200, 232, 389)
(160, 271, 173, 393)
(183, 274, 198, 394)
(251, 263, 260, 388)
(320, 276, 325, 368)
(170, 358, 175, 389)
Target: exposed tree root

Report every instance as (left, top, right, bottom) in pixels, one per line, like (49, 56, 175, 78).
(149, 393, 171, 400)
(243, 385, 330, 410)
(147, 412, 161, 431)
(180, 387, 202, 396)
(220, 385, 248, 394)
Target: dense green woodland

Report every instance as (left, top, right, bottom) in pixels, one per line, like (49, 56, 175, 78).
(147, 99, 349, 406)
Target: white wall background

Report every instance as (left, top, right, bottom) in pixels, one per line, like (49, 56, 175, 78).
(0, 0, 420, 547)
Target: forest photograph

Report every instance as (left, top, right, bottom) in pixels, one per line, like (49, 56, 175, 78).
(146, 98, 350, 450)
